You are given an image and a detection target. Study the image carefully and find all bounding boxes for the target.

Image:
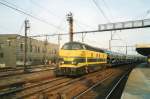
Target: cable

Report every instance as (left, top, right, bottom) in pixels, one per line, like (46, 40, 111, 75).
(101, 0, 113, 19)
(30, 0, 67, 32)
(54, 17, 67, 34)
(29, 17, 150, 38)
(74, 21, 85, 31)
(143, 9, 150, 19)
(74, 18, 96, 42)
(0, 0, 63, 30)
(18, 20, 26, 35)
(30, 0, 61, 18)
(74, 18, 94, 29)
(92, 0, 110, 22)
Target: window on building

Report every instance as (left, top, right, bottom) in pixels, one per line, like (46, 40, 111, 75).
(54, 49, 57, 54)
(20, 58, 23, 61)
(34, 46, 37, 53)
(30, 45, 32, 52)
(26, 45, 28, 52)
(7, 40, 11, 46)
(20, 43, 23, 51)
(51, 50, 53, 54)
(43, 48, 47, 53)
(45, 49, 47, 53)
(42, 48, 44, 53)
(38, 47, 40, 53)
(8, 41, 11, 46)
(0, 53, 4, 58)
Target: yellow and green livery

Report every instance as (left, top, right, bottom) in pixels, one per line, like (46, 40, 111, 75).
(57, 41, 107, 76)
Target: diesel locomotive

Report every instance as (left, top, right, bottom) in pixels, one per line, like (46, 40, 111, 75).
(56, 41, 146, 76)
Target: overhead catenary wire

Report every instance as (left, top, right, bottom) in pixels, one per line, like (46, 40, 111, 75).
(0, 0, 63, 31)
(92, 0, 114, 50)
(30, 0, 68, 33)
(98, 0, 125, 50)
(73, 18, 96, 42)
(18, 19, 26, 35)
(143, 9, 150, 19)
(74, 18, 94, 29)
(101, 0, 113, 19)
(30, 0, 61, 18)
(75, 21, 90, 42)
(92, 0, 110, 23)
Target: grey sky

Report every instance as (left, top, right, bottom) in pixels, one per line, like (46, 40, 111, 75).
(0, 0, 150, 54)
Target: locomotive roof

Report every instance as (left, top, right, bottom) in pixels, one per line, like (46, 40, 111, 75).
(64, 41, 105, 52)
(64, 42, 146, 58)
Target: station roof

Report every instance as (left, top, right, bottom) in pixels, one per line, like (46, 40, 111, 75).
(136, 44, 150, 56)
(136, 44, 150, 48)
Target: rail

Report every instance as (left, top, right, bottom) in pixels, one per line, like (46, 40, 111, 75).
(105, 69, 131, 99)
(0, 64, 134, 99)
(0, 65, 55, 77)
(73, 72, 114, 99)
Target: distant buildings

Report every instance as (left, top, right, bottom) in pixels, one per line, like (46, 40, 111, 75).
(0, 34, 59, 67)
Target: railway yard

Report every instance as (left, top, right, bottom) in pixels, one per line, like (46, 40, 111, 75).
(0, 63, 143, 99)
(0, 1, 150, 99)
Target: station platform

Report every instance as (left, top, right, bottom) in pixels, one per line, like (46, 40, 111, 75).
(121, 63, 150, 99)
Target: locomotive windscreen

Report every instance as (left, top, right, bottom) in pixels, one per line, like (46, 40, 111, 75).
(62, 42, 84, 50)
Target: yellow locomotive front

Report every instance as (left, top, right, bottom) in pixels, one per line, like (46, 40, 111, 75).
(57, 42, 107, 76)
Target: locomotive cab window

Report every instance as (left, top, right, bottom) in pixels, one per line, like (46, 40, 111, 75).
(72, 44, 83, 50)
(62, 43, 83, 50)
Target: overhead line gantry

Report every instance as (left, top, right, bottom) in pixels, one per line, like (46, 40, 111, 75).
(30, 18, 150, 38)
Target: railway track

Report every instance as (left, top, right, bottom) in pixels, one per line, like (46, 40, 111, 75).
(0, 65, 55, 77)
(49, 68, 119, 99)
(42, 69, 114, 98)
(105, 72, 128, 99)
(0, 64, 134, 99)
(104, 66, 133, 99)
(0, 65, 56, 72)
(0, 68, 55, 92)
(0, 65, 50, 71)
(0, 68, 115, 99)
(73, 65, 134, 99)
(23, 69, 120, 98)
(0, 77, 71, 98)
(73, 72, 116, 99)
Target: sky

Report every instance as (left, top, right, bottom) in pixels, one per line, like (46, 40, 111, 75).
(0, 0, 150, 54)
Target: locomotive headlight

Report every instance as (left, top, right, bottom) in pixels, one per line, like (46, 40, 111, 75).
(60, 61, 64, 65)
(72, 61, 77, 65)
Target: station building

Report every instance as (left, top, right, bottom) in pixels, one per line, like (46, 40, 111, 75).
(0, 34, 59, 67)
